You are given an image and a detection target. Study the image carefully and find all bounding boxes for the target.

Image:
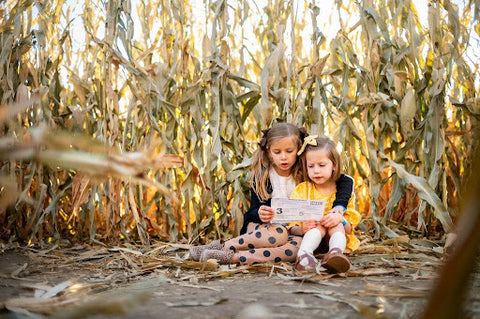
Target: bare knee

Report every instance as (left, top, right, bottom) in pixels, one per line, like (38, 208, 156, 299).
(317, 225, 327, 237)
(328, 224, 345, 236)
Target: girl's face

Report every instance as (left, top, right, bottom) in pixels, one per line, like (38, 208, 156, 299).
(268, 137, 298, 177)
(306, 148, 334, 185)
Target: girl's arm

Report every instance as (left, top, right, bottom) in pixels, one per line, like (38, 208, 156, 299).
(240, 188, 270, 234)
(332, 174, 354, 212)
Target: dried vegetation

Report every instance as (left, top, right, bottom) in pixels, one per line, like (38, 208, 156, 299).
(3, 234, 476, 318)
(0, 0, 479, 246)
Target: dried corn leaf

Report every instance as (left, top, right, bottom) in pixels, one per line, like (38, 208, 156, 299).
(0, 176, 18, 211)
(381, 153, 453, 232)
(50, 291, 152, 318)
(5, 295, 79, 314)
(400, 87, 417, 137)
(0, 95, 41, 126)
(165, 297, 228, 307)
(353, 282, 428, 298)
(347, 268, 398, 277)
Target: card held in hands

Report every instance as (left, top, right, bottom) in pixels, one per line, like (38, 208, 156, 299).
(271, 198, 326, 223)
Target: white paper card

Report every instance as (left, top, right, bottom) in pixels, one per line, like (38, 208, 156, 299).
(271, 198, 326, 223)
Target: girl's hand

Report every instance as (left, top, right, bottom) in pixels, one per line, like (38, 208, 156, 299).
(302, 220, 317, 234)
(320, 212, 343, 229)
(258, 205, 275, 223)
(328, 205, 345, 215)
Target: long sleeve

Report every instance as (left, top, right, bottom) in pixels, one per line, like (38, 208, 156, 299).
(333, 174, 354, 209)
(240, 188, 271, 234)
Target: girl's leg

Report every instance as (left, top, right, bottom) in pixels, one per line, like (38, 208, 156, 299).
(224, 223, 289, 252)
(328, 232, 347, 252)
(321, 224, 350, 273)
(327, 224, 346, 252)
(189, 240, 224, 261)
(193, 223, 289, 264)
(295, 226, 326, 272)
(297, 226, 326, 256)
(246, 222, 258, 234)
(234, 235, 302, 265)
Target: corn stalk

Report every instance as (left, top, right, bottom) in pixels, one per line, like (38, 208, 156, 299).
(0, 0, 478, 244)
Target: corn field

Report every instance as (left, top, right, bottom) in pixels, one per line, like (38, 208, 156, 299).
(0, 0, 479, 245)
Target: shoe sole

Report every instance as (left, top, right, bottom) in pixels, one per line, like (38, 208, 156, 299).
(321, 254, 350, 273)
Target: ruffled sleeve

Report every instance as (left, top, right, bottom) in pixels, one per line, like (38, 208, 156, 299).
(344, 194, 361, 253)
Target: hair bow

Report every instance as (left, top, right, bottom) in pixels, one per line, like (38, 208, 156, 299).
(297, 135, 318, 155)
(258, 128, 271, 150)
(298, 127, 309, 141)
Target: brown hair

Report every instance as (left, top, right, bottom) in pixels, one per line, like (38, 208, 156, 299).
(299, 136, 341, 183)
(250, 123, 307, 201)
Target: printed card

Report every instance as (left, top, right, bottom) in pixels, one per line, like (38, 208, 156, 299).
(271, 198, 326, 223)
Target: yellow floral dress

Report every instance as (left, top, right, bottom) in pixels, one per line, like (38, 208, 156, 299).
(289, 181, 361, 253)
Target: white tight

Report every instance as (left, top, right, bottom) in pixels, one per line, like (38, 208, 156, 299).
(298, 228, 346, 256)
(298, 228, 321, 256)
(329, 231, 346, 252)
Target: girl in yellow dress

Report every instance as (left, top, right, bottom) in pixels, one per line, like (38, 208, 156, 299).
(289, 136, 361, 273)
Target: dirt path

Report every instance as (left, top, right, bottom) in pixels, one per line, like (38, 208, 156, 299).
(0, 241, 479, 319)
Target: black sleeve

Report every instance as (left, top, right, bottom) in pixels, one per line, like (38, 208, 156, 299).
(333, 174, 354, 209)
(240, 188, 271, 234)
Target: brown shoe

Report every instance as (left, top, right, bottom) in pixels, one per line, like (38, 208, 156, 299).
(189, 240, 223, 261)
(200, 249, 234, 264)
(321, 248, 350, 273)
(295, 252, 319, 273)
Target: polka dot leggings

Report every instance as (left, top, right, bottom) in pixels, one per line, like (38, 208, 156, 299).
(224, 223, 302, 265)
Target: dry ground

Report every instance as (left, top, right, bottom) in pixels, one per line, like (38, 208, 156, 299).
(0, 237, 479, 319)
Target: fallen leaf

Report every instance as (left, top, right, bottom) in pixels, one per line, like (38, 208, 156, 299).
(165, 298, 228, 307)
